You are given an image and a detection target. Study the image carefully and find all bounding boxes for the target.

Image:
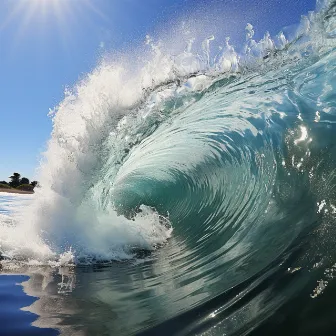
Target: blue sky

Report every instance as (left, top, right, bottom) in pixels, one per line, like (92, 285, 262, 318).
(0, 0, 316, 181)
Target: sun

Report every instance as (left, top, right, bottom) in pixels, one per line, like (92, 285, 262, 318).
(0, 0, 108, 48)
(0, 0, 70, 42)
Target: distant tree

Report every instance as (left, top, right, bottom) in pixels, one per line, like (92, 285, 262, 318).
(30, 181, 38, 188)
(20, 177, 30, 185)
(1, 174, 38, 190)
(9, 173, 21, 188)
(17, 184, 34, 192)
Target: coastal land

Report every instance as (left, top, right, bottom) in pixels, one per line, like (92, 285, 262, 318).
(0, 173, 37, 195)
(0, 188, 34, 195)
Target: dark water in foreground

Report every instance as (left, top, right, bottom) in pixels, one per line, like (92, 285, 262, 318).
(1, 194, 336, 335)
(2, 251, 336, 336)
(0, 274, 57, 335)
(1, 197, 336, 335)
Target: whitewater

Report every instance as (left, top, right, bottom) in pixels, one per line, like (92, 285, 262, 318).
(0, 0, 336, 335)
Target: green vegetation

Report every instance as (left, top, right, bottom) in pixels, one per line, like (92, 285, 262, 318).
(0, 173, 39, 192)
(0, 183, 12, 189)
(16, 184, 35, 192)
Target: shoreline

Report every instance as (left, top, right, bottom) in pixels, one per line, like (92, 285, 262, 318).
(0, 188, 34, 195)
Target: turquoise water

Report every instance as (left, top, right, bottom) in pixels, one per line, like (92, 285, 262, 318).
(0, 1, 336, 335)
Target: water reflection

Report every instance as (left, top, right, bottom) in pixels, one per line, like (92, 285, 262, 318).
(19, 240, 210, 336)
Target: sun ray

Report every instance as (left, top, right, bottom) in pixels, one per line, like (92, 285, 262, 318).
(0, 0, 26, 32)
(82, 0, 111, 24)
(2, 0, 106, 55)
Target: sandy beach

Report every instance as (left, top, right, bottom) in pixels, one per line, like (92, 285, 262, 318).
(0, 188, 34, 195)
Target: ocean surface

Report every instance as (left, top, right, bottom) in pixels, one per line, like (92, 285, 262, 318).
(0, 1, 336, 335)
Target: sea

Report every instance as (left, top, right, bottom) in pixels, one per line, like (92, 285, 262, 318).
(0, 0, 336, 335)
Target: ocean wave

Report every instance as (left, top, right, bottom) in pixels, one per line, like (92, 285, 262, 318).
(0, 3, 335, 333)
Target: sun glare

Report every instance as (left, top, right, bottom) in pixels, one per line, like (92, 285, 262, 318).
(0, 0, 108, 49)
